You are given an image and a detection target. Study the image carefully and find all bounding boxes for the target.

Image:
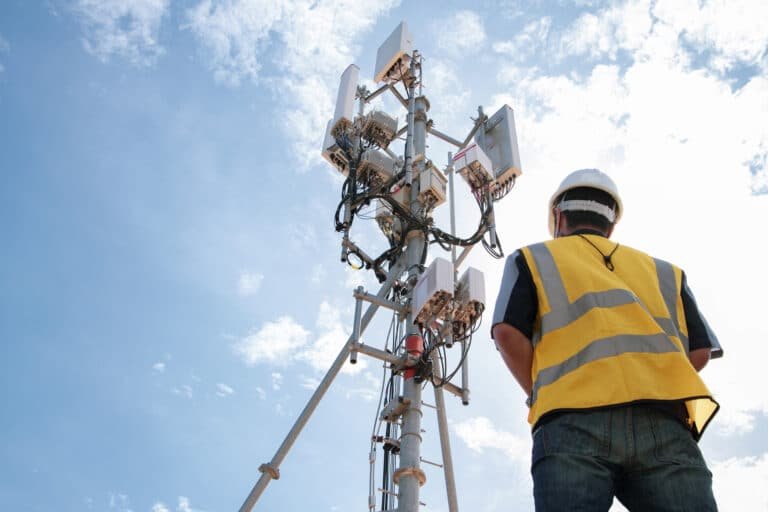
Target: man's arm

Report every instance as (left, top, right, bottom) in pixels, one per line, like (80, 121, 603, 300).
(681, 272, 723, 359)
(492, 323, 533, 398)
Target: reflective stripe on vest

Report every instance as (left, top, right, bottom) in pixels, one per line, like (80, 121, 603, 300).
(529, 332, 680, 405)
(654, 258, 689, 352)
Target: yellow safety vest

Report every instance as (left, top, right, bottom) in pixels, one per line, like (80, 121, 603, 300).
(521, 235, 719, 439)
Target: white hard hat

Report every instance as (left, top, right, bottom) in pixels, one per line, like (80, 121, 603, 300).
(548, 168, 622, 237)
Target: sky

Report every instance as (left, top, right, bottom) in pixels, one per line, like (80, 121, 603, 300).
(1, 0, 767, 511)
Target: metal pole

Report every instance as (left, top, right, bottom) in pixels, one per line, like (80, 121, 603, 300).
(446, 152, 470, 406)
(351, 286, 364, 364)
(447, 152, 457, 266)
(239, 262, 404, 512)
(397, 51, 428, 512)
(431, 349, 459, 512)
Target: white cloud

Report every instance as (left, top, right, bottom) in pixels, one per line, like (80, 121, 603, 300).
(186, 0, 401, 167)
(493, 17, 552, 62)
(72, 0, 169, 66)
(234, 301, 366, 375)
(712, 454, 768, 509)
(454, 416, 529, 462)
(300, 375, 320, 390)
(344, 372, 382, 402)
(287, 222, 317, 248)
(152, 503, 170, 512)
(434, 10, 487, 57)
(297, 301, 366, 375)
(653, 0, 768, 72)
(255, 386, 267, 399)
(108, 493, 133, 512)
(172, 385, 193, 399)
(422, 58, 472, 123)
(234, 316, 311, 366)
(556, 0, 768, 74)
(558, 0, 653, 61)
(185, 0, 285, 86)
(176, 496, 193, 512)
(271, 372, 283, 390)
(215, 382, 234, 397)
(152, 362, 165, 374)
(238, 271, 264, 296)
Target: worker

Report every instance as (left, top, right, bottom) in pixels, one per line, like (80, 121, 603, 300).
(491, 169, 722, 511)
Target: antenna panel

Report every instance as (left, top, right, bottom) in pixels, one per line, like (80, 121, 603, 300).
(454, 267, 485, 328)
(453, 143, 493, 190)
(374, 22, 413, 83)
(375, 200, 402, 238)
(413, 257, 454, 324)
(332, 64, 359, 137)
(474, 104, 522, 188)
(362, 110, 398, 147)
(322, 119, 349, 175)
(359, 149, 396, 186)
(418, 167, 447, 209)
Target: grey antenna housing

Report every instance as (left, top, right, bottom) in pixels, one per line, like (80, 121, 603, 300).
(332, 64, 360, 138)
(374, 21, 414, 83)
(474, 104, 522, 193)
(362, 110, 399, 147)
(321, 119, 350, 176)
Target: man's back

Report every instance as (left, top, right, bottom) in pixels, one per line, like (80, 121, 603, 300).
(519, 234, 718, 438)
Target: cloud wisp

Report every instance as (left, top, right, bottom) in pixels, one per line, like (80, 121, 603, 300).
(215, 382, 234, 397)
(72, 0, 170, 66)
(453, 416, 529, 464)
(185, 0, 401, 168)
(238, 271, 264, 296)
(234, 301, 366, 375)
(432, 10, 487, 58)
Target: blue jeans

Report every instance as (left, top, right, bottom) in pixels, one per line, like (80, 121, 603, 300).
(531, 405, 717, 511)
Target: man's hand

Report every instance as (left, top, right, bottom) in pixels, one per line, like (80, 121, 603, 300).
(492, 323, 534, 399)
(689, 347, 711, 372)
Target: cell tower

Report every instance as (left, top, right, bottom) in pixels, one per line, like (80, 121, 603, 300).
(240, 21, 522, 512)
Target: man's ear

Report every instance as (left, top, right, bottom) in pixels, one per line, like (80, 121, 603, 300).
(553, 208, 566, 237)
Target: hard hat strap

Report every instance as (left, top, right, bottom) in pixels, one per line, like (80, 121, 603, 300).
(557, 199, 616, 223)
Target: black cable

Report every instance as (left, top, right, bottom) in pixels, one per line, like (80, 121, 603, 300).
(433, 331, 474, 387)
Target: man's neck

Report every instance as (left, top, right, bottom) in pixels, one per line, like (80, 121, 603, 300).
(569, 227, 607, 237)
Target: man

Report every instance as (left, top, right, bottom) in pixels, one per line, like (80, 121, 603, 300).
(492, 169, 723, 511)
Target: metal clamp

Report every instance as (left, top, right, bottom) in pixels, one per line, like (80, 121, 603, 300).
(258, 463, 280, 480)
(393, 466, 427, 487)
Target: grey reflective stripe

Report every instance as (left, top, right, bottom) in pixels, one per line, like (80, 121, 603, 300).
(491, 250, 521, 330)
(654, 317, 689, 347)
(530, 333, 680, 405)
(541, 288, 638, 334)
(654, 258, 687, 351)
(527, 243, 568, 345)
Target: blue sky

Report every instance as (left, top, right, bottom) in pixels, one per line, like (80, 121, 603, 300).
(1, 1, 767, 511)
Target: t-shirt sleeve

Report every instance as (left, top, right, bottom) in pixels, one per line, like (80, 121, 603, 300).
(681, 272, 723, 359)
(491, 250, 538, 341)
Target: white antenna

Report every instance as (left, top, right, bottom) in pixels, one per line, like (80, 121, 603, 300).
(239, 20, 523, 512)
